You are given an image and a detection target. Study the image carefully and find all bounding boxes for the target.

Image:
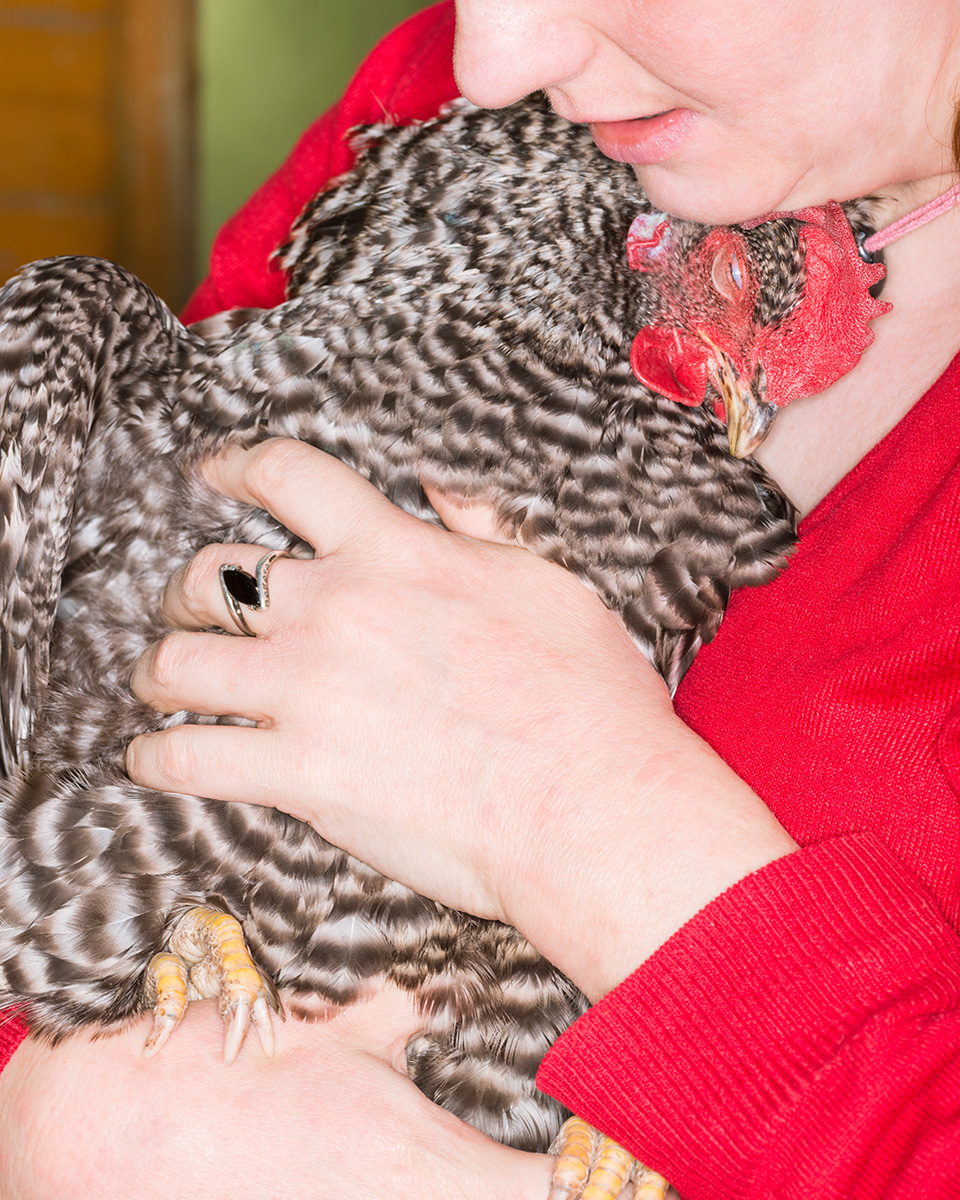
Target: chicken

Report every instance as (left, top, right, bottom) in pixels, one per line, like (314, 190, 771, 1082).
(0, 94, 886, 1194)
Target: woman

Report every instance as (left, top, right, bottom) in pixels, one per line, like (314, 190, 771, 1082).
(3, 1, 960, 1195)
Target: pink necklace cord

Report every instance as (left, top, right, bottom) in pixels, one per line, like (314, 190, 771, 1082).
(861, 182, 960, 253)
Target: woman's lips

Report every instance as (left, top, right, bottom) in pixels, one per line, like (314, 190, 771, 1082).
(589, 109, 698, 166)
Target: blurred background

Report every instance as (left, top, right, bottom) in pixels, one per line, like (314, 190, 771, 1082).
(0, 0, 426, 312)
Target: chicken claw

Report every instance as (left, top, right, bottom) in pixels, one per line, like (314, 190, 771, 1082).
(140, 905, 282, 1063)
(141, 951, 189, 1059)
(548, 1117, 670, 1200)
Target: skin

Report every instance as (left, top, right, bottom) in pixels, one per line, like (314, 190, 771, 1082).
(0, 989, 549, 1200)
(454, 0, 960, 225)
(6, 1, 960, 1194)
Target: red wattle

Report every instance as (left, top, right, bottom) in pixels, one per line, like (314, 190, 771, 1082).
(630, 327, 709, 406)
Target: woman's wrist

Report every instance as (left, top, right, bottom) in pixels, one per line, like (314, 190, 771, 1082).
(494, 662, 798, 1002)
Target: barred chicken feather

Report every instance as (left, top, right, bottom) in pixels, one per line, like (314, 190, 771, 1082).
(0, 95, 875, 1159)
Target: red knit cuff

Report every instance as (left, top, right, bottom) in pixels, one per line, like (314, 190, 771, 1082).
(537, 832, 960, 1193)
(0, 1014, 28, 1074)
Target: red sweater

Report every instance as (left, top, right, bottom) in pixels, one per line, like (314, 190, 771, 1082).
(6, 5, 960, 1196)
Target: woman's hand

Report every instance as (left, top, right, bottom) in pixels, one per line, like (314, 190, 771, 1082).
(0, 986, 551, 1200)
(127, 439, 796, 1000)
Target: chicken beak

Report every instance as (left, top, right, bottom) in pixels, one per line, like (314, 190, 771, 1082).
(700, 335, 779, 458)
(723, 371, 779, 458)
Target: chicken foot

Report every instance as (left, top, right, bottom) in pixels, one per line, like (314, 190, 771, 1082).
(140, 905, 282, 1063)
(549, 1117, 670, 1200)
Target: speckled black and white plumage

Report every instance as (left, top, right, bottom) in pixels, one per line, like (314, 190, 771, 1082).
(0, 95, 805, 1150)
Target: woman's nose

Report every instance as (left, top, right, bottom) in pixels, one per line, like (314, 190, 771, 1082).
(453, 0, 596, 108)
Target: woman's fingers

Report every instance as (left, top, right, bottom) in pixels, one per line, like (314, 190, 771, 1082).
(2, 992, 553, 1200)
(161, 543, 297, 636)
(202, 439, 405, 556)
(423, 484, 512, 544)
(131, 631, 270, 720)
(202, 441, 512, 558)
(126, 723, 285, 807)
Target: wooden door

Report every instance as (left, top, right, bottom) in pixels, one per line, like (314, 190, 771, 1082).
(0, 0, 195, 310)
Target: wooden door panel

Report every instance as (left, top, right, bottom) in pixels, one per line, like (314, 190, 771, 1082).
(0, 14, 112, 102)
(0, 207, 112, 284)
(0, 1, 195, 310)
(1, 102, 112, 196)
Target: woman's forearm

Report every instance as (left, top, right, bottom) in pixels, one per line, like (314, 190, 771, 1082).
(496, 698, 797, 1001)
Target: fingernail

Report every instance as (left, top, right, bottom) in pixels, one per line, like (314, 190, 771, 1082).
(200, 442, 254, 489)
(199, 453, 225, 484)
(128, 641, 159, 700)
(123, 735, 142, 778)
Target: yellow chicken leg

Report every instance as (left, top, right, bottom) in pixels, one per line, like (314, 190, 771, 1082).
(141, 905, 282, 1063)
(549, 1116, 670, 1200)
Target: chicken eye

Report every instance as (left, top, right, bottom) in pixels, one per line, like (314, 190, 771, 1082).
(711, 246, 746, 302)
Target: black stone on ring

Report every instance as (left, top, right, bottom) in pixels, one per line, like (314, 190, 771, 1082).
(218, 550, 289, 636)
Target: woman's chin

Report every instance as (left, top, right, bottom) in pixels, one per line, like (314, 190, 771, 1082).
(630, 164, 796, 228)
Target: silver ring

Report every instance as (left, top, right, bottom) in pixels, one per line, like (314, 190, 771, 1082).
(218, 550, 289, 636)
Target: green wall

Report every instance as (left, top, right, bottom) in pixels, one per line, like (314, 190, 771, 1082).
(198, 0, 427, 273)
